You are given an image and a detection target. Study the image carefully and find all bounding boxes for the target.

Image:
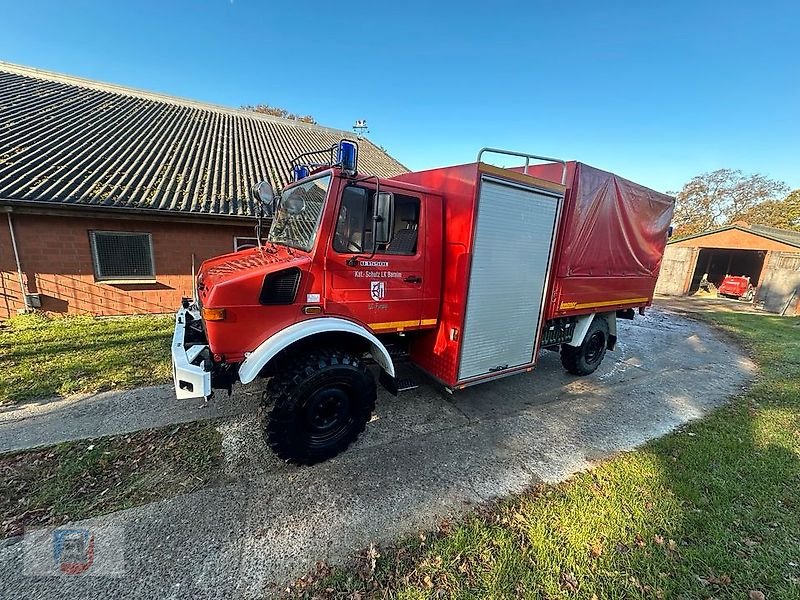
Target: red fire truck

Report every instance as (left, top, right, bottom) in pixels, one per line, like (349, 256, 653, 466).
(172, 143, 674, 464)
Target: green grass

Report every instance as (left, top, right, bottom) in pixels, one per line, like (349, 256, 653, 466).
(0, 420, 223, 538)
(0, 312, 173, 404)
(288, 312, 800, 599)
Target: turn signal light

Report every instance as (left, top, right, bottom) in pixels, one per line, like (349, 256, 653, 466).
(201, 307, 226, 321)
(303, 305, 323, 315)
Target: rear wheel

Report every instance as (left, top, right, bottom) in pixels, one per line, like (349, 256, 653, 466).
(743, 287, 755, 302)
(263, 349, 376, 465)
(560, 317, 609, 376)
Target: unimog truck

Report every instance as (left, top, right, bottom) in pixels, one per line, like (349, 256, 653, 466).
(172, 143, 675, 464)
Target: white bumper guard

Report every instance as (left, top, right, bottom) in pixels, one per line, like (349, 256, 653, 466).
(171, 305, 212, 399)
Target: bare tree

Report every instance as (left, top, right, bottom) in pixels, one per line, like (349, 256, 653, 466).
(671, 169, 789, 237)
(241, 104, 316, 124)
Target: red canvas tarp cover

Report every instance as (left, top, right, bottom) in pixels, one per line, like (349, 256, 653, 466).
(526, 161, 675, 316)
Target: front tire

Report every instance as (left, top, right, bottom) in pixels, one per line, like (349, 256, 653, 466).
(263, 349, 376, 465)
(560, 317, 609, 376)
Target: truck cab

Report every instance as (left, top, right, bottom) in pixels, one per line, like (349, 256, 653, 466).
(173, 142, 443, 464)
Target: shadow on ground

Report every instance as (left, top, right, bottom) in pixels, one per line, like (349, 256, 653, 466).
(0, 306, 756, 599)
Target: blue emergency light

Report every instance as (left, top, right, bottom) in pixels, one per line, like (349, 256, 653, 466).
(292, 165, 309, 181)
(337, 140, 358, 173)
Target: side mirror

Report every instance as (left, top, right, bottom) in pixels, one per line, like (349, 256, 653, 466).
(374, 191, 394, 245)
(253, 181, 275, 215)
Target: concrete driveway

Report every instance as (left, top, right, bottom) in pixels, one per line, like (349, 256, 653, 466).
(0, 305, 755, 599)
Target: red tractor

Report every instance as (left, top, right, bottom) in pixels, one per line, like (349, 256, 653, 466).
(718, 275, 756, 302)
(172, 143, 674, 464)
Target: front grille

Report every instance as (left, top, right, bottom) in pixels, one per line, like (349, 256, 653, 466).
(259, 268, 301, 305)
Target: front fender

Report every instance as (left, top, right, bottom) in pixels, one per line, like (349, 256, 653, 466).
(237, 317, 396, 384)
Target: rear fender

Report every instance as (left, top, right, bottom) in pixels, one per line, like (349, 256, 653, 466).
(565, 312, 617, 350)
(237, 317, 395, 385)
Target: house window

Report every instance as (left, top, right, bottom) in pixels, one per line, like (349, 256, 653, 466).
(333, 186, 421, 255)
(89, 231, 155, 281)
(233, 237, 262, 252)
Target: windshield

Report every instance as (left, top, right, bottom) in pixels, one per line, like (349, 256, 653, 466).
(267, 173, 331, 252)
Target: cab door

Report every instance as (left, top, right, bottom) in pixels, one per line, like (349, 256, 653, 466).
(326, 184, 425, 334)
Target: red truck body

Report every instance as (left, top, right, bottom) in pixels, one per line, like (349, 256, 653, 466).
(392, 161, 673, 387)
(525, 161, 674, 320)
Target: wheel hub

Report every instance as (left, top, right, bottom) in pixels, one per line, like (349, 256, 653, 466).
(585, 331, 605, 364)
(305, 388, 350, 433)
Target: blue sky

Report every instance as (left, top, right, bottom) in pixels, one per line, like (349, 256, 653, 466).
(2, 0, 798, 193)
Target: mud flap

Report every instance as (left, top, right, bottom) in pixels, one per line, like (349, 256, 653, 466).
(379, 368, 398, 396)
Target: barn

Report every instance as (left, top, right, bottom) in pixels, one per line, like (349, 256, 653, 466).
(0, 62, 407, 319)
(655, 222, 800, 315)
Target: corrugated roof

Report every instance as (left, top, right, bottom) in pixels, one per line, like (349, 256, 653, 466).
(671, 223, 800, 249)
(0, 62, 408, 218)
(750, 224, 800, 249)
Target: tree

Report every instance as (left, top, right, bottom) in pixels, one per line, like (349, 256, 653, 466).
(738, 189, 800, 232)
(671, 169, 789, 237)
(241, 104, 316, 124)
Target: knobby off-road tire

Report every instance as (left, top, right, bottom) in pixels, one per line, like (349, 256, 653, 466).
(560, 316, 609, 376)
(263, 349, 376, 465)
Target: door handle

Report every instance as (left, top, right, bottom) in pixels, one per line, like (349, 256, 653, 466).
(404, 275, 422, 284)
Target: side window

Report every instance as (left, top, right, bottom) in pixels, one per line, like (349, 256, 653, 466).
(333, 186, 369, 253)
(89, 231, 155, 281)
(333, 186, 420, 256)
(385, 194, 420, 255)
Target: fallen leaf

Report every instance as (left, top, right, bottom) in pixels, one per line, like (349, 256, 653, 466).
(588, 541, 603, 558)
(748, 591, 765, 600)
(560, 571, 578, 592)
(654, 534, 664, 545)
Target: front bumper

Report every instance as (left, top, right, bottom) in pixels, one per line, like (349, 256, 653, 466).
(171, 305, 212, 399)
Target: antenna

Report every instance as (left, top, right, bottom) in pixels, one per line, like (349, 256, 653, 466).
(352, 119, 369, 138)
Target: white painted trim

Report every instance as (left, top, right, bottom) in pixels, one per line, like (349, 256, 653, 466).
(171, 306, 211, 399)
(237, 317, 395, 385)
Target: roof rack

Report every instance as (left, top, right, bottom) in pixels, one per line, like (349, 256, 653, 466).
(477, 147, 567, 185)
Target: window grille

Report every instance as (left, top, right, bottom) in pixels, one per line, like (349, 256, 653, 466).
(90, 231, 155, 281)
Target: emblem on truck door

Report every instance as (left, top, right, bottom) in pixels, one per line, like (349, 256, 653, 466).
(370, 281, 385, 301)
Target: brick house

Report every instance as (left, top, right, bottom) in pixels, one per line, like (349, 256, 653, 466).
(0, 62, 407, 318)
